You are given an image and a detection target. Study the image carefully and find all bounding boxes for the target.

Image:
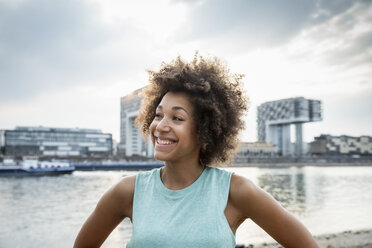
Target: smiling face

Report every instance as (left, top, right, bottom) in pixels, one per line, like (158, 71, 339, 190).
(150, 92, 200, 164)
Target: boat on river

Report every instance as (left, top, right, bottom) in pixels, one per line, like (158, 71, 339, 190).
(0, 158, 75, 176)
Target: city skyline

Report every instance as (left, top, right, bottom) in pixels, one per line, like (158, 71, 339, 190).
(1, 0, 371, 143)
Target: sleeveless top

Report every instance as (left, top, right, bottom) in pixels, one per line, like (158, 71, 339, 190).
(126, 166, 236, 248)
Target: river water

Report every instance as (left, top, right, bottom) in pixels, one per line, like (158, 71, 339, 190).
(1, 166, 372, 247)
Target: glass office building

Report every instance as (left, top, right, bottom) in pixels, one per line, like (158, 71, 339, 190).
(4, 126, 112, 157)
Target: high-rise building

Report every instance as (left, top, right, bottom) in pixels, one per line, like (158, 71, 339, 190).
(257, 97, 322, 156)
(0, 130, 5, 152)
(0, 130, 4, 146)
(4, 126, 112, 157)
(120, 88, 153, 157)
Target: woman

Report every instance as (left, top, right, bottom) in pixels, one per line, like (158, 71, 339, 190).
(74, 54, 319, 247)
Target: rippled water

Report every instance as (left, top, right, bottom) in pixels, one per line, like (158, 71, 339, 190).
(1, 166, 372, 247)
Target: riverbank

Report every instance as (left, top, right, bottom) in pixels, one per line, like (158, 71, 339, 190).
(231, 162, 372, 168)
(233, 155, 372, 167)
(244, 229, 372, 248)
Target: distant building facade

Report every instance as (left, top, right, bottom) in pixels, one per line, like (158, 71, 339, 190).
(0, 130, 4, 147)
(257, 97, 322, 156)
(120, 88, 153, 157)
(236, 142, 278, 158)
(0, 130, 5, 155)
(310, 134, 372, 155)
(4, 126, 112, 157)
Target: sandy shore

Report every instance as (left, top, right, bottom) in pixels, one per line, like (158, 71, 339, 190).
(239, 229, 372, 248)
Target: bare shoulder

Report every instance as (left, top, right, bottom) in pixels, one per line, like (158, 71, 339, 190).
(112, 174, 136, 199)
(230, 174, 258, 200)
(95, 174, 136, 218)
(229, 173, 272, 218)
(110, 174, 136, 210)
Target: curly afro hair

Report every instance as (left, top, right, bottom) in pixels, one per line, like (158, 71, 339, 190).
(135, 53, 249, 166)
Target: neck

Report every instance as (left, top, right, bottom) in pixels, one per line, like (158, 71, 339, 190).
(161, 159, 205, 190)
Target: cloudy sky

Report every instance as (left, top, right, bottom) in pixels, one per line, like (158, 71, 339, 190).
(1, 0, 371, 143)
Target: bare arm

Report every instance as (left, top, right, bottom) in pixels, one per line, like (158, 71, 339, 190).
(230, 174, 318, 248)
(73, 175, 136, 248)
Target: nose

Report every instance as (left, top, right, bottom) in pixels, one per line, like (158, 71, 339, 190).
(156, 116, 171, 132)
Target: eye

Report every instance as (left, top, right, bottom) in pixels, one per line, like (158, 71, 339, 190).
(154, 113, 163, 119)
(173, 116, 184, 121)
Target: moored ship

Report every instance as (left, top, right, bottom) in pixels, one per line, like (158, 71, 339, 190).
(0, 158, 75, 176)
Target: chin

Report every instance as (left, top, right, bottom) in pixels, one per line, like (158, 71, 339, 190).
(153, 152, 167, 162)
(154, 152, 179, 163)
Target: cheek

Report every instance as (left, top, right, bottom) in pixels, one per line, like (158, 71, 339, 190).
(149, 121, 156, 142)
(149, 121, 155, 131)
(192, 132, 201, 148)
(188, 125, 200, 145)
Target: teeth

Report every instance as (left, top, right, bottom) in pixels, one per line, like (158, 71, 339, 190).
(157, 138, 175, 145)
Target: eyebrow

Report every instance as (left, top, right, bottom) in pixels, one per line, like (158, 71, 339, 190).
(157, 105, 189, 114)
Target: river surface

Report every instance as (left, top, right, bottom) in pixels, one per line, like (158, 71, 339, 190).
(1, 166, 372, 247)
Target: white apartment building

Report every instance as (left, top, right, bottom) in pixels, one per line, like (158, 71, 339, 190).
(120, 88, 153, 157)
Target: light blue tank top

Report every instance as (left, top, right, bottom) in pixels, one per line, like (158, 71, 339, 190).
(126, 166, 236, 248)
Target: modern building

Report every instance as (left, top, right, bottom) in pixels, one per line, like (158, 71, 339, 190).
(310, 134, 372, 155)
(257, 97, 322, 156)
(4, 126, 112, 157)
(0, 130, 5, 155)
(120, 88, 153, 157)
(236, 142, 278, 158)
(0, 130, 4, 147)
